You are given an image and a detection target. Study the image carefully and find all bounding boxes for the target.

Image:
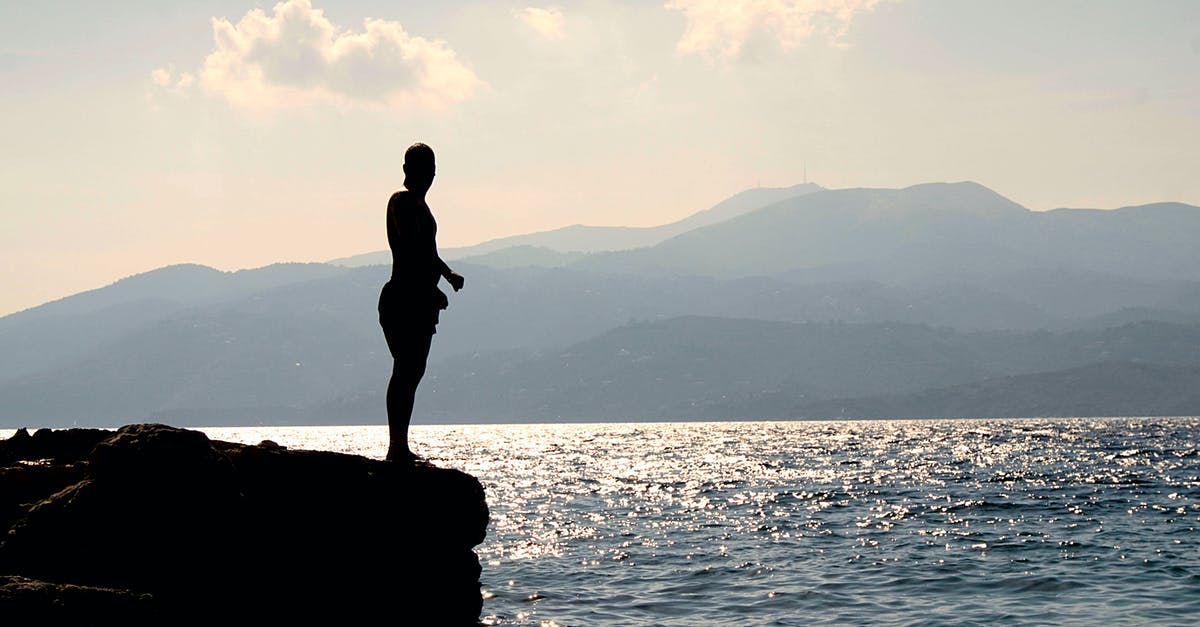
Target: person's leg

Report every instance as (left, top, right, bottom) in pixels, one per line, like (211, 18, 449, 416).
(384, 328, 434, 461)
(385, 359, 411, 459)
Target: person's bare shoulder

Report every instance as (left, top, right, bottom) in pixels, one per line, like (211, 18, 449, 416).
(387, 190, 413, 217)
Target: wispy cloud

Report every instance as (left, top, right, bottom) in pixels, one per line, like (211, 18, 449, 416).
(666, 0, 888, 59)
(158, 0, 482, 112)
(518, 7, 567, 41)
(151, 67, 195, 91)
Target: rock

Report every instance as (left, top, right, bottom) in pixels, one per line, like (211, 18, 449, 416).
(0, 424, 489, 624)
(0, 463, 88, 544)
(0, 427, 111, 465)
(0, 575, 157, 625)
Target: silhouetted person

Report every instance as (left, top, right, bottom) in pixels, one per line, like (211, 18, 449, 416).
(378, 143, 464, 462)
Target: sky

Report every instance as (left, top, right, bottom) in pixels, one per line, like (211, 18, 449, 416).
(2, 0, 1198, 316)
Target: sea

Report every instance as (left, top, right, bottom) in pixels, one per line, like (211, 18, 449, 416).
(187, 418, 1200, 626)
(6, 418, 1194, 624)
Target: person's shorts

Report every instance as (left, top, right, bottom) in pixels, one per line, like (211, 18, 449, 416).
(378, 282, 437, 360)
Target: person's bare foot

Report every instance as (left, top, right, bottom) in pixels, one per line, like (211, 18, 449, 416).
(385, 445, 420, 463)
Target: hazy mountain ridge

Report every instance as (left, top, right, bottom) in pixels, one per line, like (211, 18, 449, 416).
(329, 183, 823, 266)
(572, 182, 1031, 278)
(453, 246, 587, 269)
(13, 257, 1195, 392)
(1, 263, 349, 325)
(795, 361, 1200, 420)
(7, 313, 1200, 426)
(6, 181, 1200, 426)
(405, 317, 1200, 422)
(576, 183, 1200, 283)
(0, 263, 353, 381)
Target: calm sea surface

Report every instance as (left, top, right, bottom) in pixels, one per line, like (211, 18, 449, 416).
(192, 418, 1199, 625)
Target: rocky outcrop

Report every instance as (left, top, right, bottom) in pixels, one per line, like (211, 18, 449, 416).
(0, 424, 489, 625)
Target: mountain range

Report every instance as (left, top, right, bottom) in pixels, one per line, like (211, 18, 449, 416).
(328, 182, 824, 265)
(4, 181, 1200, 427)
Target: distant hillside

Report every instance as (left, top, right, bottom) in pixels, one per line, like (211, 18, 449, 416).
(17, 258, 1151, 389)
(410, 317, 988, 422)
(796, 361, 1200, 419)
(1061, 306, 1200, 331)
(0, 263, 347, 325)
(0, 267, 388, 427)
(575, 182, 1027, 278)
(329, 182, 823, 267)
(404, 318, 1200, 422)
(0, 263, 349, 381)
(577, 182, 1200, 284)
(453, 246, 586, 269)
(9, 311, 1200, 426)
(8, 180, 1200, 427)
(332, 181, 1200, 287)
(0, 263, 1067, 417)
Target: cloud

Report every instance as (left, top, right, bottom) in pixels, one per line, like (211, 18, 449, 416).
(193, 0, 481, 112)
(151, 68, 172, 87)
(151, 67, 196, 92)
(518, 7, 566, 41)
(665, 0, 887, 59)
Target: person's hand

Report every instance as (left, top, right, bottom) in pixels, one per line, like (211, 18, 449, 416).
(447, 271, 465, 292)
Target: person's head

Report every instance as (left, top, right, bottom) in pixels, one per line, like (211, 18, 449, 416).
(403, 143, 436, 193)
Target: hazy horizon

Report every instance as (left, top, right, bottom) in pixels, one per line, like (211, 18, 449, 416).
(4, 0, 1200, 316)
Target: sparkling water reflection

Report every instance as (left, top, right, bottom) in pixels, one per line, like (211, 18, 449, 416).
(203, 418, 1200, 626)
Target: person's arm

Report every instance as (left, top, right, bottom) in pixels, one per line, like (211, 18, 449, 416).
(428, 225, 464, 292)
(439, 256, 464, 292)
(434, 255, 453, 280)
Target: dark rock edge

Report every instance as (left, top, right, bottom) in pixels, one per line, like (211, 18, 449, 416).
(0, 424, 489, 625)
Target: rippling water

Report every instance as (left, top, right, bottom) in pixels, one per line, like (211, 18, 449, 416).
(200, 418, 1200, 625)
